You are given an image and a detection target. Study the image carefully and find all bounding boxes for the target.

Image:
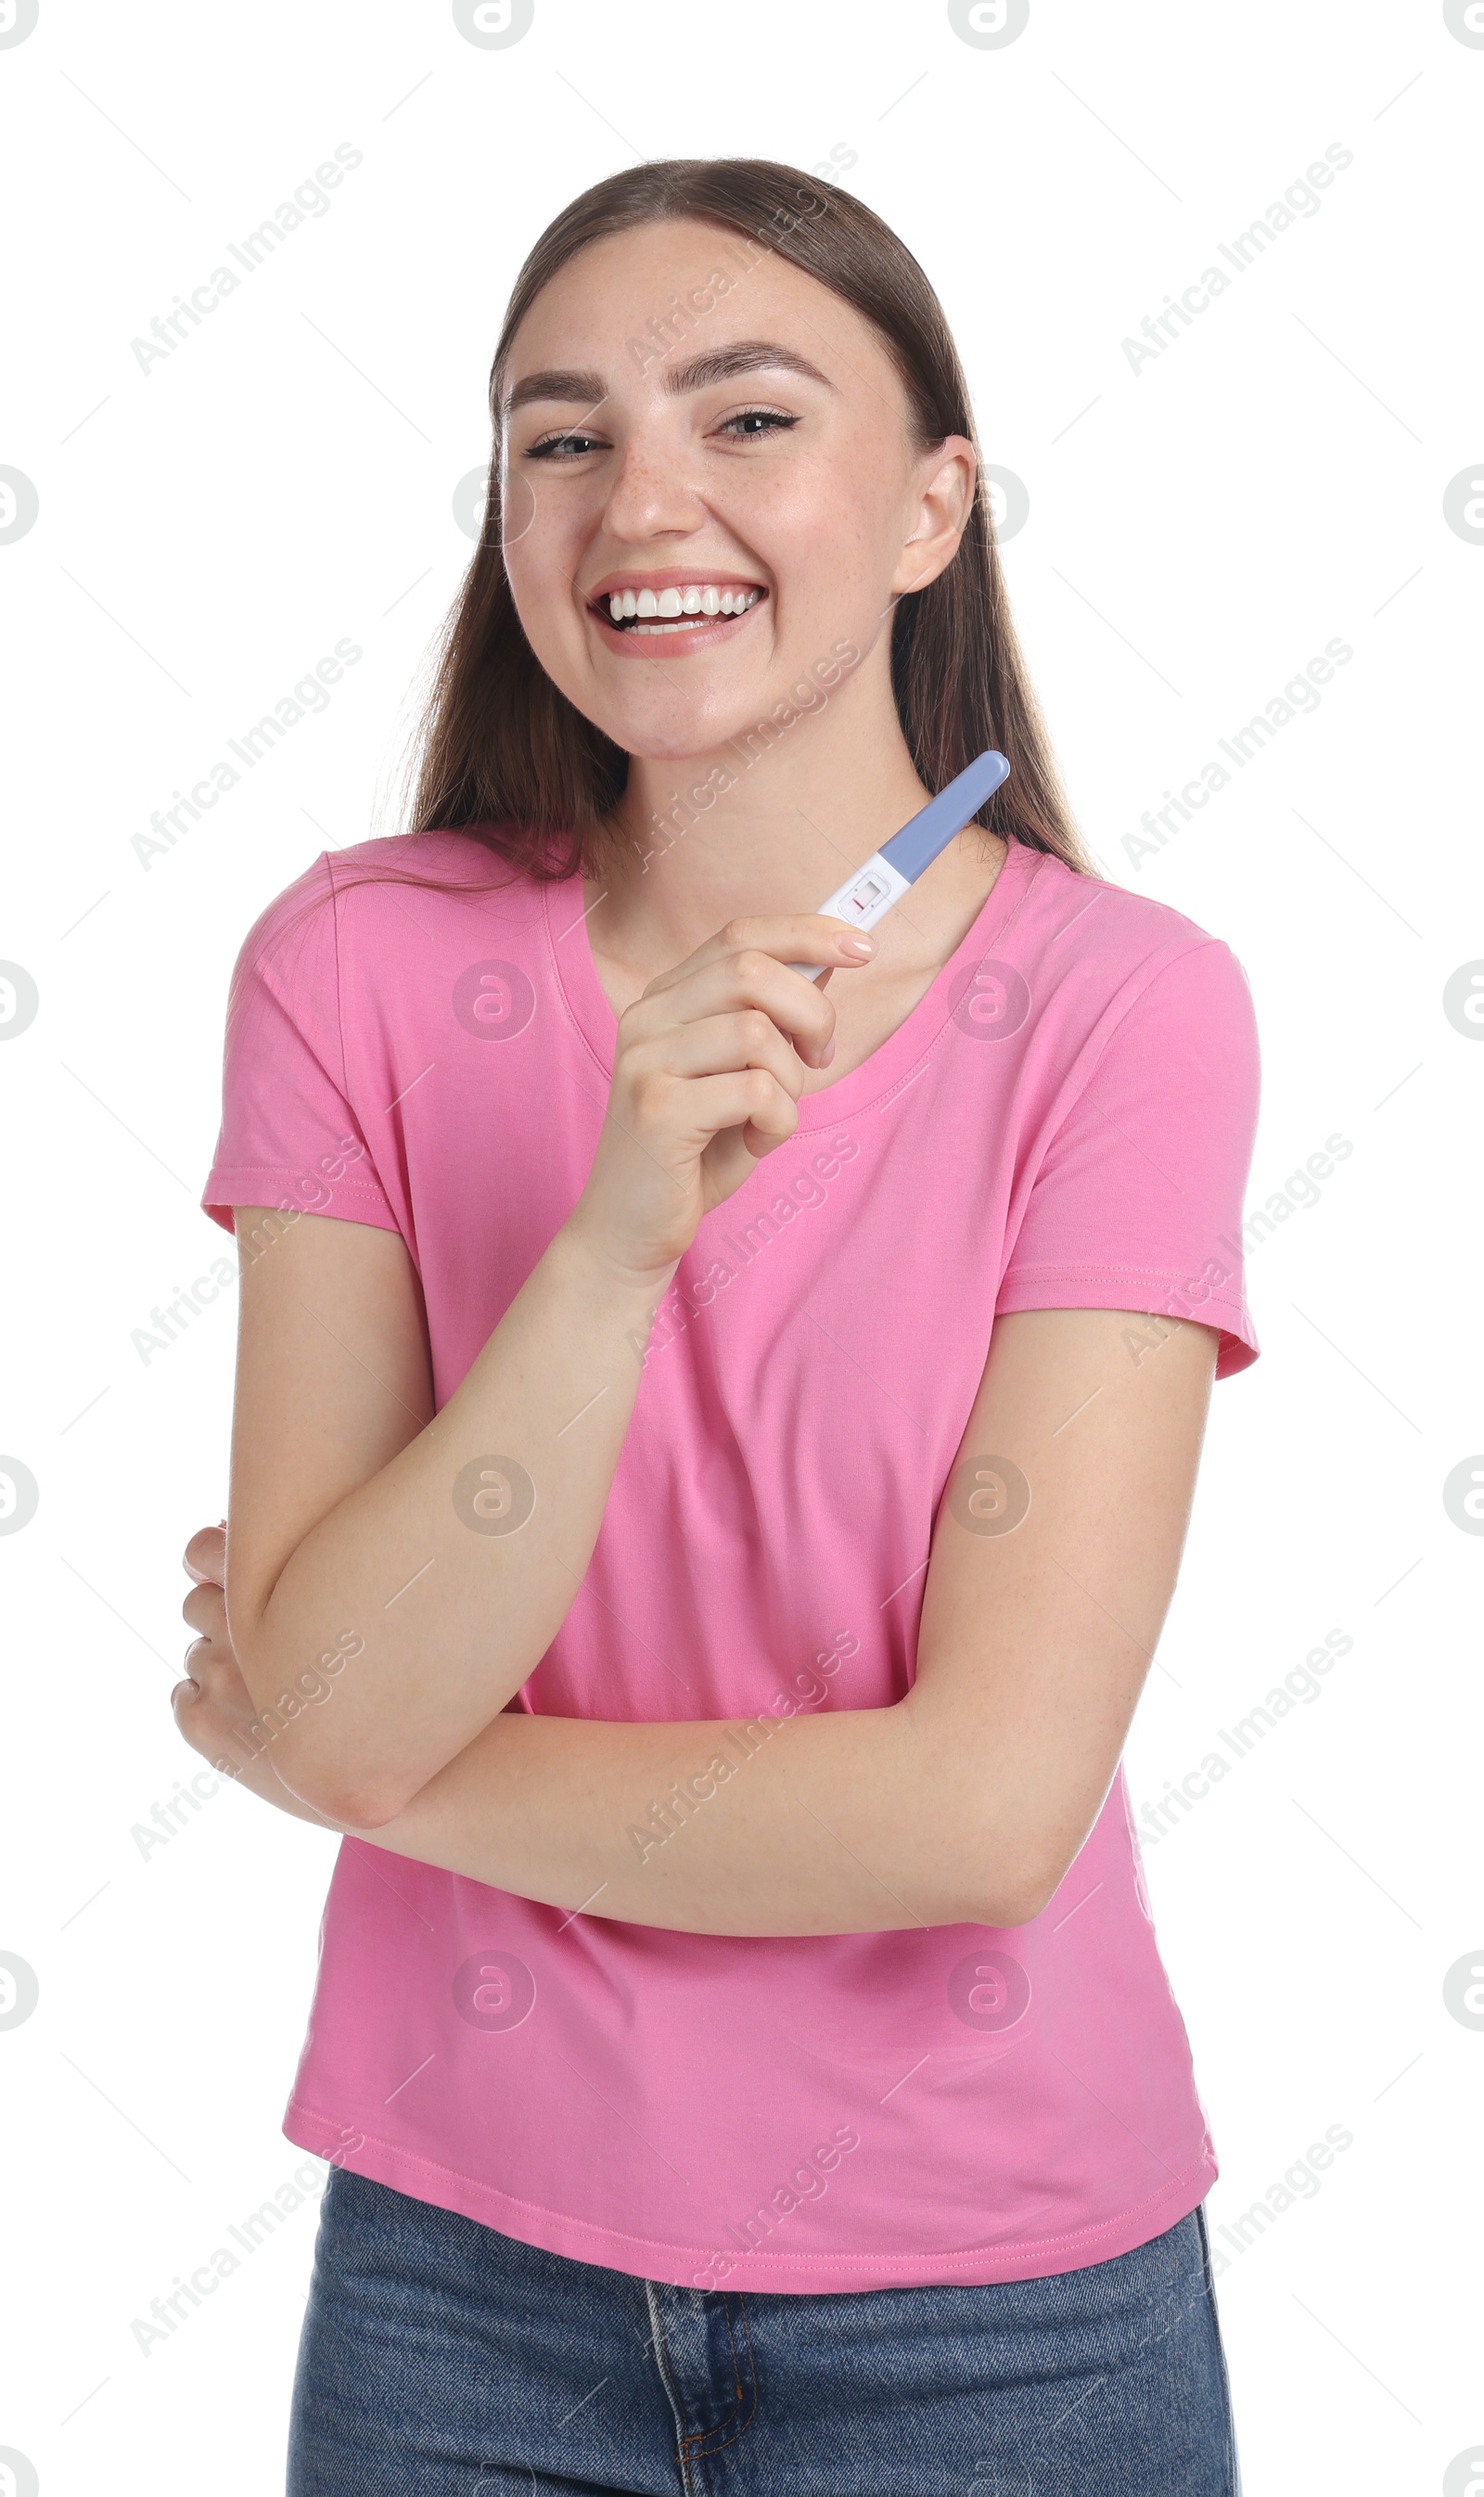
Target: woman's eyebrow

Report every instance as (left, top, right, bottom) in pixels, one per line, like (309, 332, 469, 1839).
(504, 368, 608, 418)
(503, 341, 836, 419)
(661, 342, 837, 395)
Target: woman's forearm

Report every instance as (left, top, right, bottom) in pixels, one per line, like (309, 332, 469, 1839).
(352, 1692, 1020, 1938)
(233, 1220, 675, 1827)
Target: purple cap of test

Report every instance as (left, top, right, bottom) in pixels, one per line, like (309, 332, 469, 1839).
(878, 749, 1011, 883)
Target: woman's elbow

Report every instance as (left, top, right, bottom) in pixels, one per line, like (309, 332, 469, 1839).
(952, 1869, 1055, 1931)
(274, 1756, 405, 1832)
(953, 1827, 1068, 1931)
(983, 1873, 1058, 1929)
(232, 1671, 401, 1828)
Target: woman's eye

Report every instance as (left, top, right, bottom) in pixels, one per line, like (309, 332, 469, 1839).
(718, 407, 799, 440)
(521, 407, 799, 460)
(524, 430, 606, 461)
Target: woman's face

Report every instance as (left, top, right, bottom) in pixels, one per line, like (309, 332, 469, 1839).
(498, 215, 972, 766)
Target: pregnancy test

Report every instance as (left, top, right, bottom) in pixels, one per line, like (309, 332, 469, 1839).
(786, 748, 1012, 980)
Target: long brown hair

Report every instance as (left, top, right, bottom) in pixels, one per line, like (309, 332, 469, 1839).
(396, 156, 1092, 885)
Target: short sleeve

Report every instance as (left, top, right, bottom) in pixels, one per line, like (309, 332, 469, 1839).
(201, 856, 400, 1239)
(995, 940, 1261, 1378)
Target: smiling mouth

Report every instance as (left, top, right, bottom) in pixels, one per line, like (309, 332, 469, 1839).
(589, 583, 767, 635)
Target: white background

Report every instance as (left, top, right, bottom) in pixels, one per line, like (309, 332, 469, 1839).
(1, 1, 1479, 2491)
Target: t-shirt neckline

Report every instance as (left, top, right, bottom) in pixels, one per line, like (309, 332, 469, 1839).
(544, 835, 1043, 1133)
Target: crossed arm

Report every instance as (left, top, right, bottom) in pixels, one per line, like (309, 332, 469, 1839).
(173, 1208, 1217, 1939)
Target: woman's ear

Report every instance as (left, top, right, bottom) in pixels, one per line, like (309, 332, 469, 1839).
(892, 435, 977, 598)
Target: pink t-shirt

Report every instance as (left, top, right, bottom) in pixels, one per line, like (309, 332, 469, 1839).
(203, 826, 1260, 2293)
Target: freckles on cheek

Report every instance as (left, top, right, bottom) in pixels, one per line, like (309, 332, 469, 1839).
(513, 493, 604, 654)
(502, 447, 587, 583)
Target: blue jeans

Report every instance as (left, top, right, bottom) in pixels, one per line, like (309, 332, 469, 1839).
(288, 2167, 1241, 2494)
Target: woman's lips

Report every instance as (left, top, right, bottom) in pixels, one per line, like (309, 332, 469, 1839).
(586, 591, 768, 659)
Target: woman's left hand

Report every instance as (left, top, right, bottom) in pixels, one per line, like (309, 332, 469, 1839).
(173, 1523, 343, 1828)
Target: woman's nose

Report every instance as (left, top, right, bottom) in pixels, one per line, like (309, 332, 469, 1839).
(599, 430, 707, 543)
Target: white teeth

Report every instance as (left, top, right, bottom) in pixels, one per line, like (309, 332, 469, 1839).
(599, 583, 763, 631)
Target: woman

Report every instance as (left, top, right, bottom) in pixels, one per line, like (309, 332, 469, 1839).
(173, 158, 1258, 2494)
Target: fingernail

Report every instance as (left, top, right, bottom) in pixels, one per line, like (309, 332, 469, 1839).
(821, 1035, 836, 1066)
(837, 933, 874, 959)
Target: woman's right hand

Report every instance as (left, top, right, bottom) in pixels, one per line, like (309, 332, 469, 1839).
(173, 1523, 346, 1829)
(565, 913, 876, 1285)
